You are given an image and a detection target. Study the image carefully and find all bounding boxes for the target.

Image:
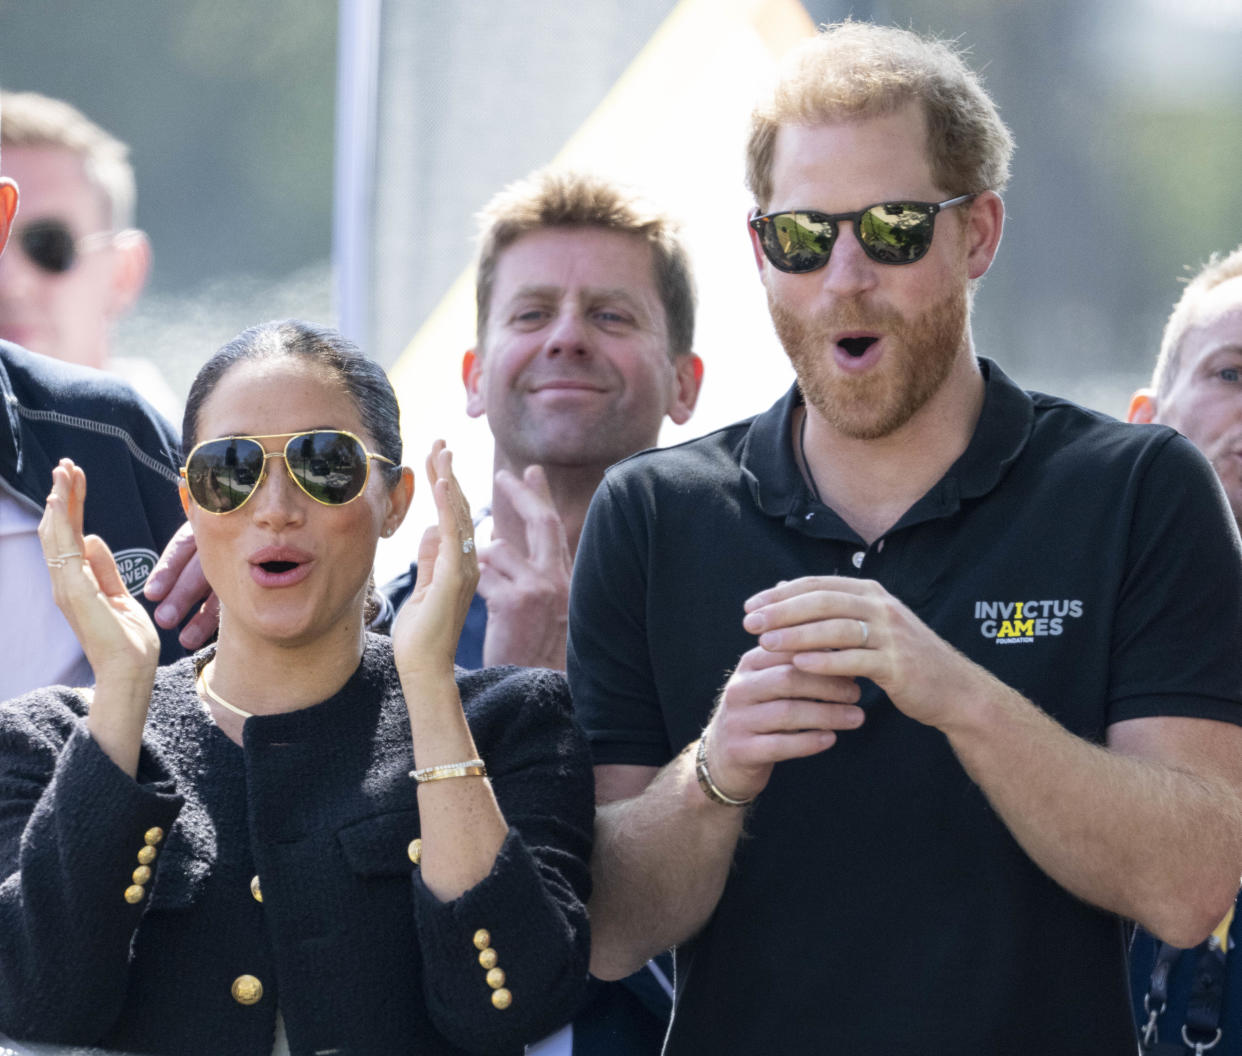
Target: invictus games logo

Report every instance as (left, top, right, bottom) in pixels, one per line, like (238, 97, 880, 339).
(973, 599, 1083, 644)
(113, 547, 158, 597)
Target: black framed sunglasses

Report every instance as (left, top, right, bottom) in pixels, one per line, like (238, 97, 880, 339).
(16, 218, 115, 275)
(749, 193, 979, 273)
(181, 430, 396, 515)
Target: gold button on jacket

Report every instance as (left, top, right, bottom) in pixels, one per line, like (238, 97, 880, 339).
(250, 875, 262, 903)
(231, 975, 263, 1005)
(136, 845, 157, 865)
(491, 987, 512, 1010)
(143, 827, 165, 846)
(123, 885, 146, 905)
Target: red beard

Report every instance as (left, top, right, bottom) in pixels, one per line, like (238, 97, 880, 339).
(769, 285, 969, 440)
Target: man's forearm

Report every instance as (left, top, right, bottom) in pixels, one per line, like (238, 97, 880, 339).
(945, 681, 1242, 947)
(589, 746, 747, 980)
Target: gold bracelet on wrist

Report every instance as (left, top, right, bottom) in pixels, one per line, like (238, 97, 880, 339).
(694, 736, 755, 807)
(409, 758, 488, 783)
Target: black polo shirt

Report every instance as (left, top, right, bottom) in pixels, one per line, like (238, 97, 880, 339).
(567, 358, 1242, 1055)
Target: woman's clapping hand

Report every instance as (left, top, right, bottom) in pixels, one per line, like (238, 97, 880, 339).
(391, 441, 480, 678)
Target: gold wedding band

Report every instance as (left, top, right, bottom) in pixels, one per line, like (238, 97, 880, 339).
(45, 551, 83, 568)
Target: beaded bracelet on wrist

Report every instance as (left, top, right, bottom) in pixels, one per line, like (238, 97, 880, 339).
(694, 737, 755, 807)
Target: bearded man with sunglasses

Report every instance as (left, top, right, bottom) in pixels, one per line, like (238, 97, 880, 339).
(570, 22, 1242, 1055)
(0, 134, 186, 701)
(0, 91, 177, 421)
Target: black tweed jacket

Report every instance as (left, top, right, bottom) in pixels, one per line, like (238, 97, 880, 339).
(0, 634, 593, 1055)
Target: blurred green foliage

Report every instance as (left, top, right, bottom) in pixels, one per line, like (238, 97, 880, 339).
(1118, 100, 1242, 297)
(0, 0, 336, 293)
(2, 0, 1239, 407)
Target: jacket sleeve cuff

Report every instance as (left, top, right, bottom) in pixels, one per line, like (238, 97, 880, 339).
(410, 827, 589, 1053)
(26, 720, 184, 917)
(0, 721, 183, 1040)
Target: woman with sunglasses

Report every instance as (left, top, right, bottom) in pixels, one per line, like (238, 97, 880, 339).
(0, 320, 593, 1055)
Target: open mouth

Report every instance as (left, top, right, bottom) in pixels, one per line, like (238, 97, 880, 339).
(838, 336, 878, 358)
(261, 561, 299, 574)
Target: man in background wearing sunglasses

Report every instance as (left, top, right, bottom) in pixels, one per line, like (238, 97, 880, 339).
(1126, 246, 1242, 1052)
(0, 113, 187, 701)
(0, 91, 178, 422)
(570, 22, 1242, 1054)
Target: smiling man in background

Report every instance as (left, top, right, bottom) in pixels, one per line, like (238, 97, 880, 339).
(382, 168, 702, 676)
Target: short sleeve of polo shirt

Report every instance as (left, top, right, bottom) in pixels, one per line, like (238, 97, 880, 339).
(1107, 430, 1242, 726)
(568, 473, 672, 767)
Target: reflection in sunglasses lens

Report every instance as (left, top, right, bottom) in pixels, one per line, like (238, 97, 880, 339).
(286, 432, 368, 505)
(861, 204, 934, 263)
(765, 213, 837, 273)
(187, 438, 266, 513)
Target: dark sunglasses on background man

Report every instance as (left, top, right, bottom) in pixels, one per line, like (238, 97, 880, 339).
(749, 193, 979, 273)
(181, 430, 396, 515)
(16, 218, 115, 275)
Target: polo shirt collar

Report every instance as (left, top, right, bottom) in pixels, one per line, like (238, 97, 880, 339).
(740, 357, 1034, 538)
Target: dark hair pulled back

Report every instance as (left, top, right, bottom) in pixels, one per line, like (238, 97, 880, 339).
(181, 319, 403, 486)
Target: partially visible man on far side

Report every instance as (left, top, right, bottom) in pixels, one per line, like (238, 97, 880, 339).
(1128, 244, 1242, 1052)
(569, 21, 1242, 1055)
(0, 101, 186, 701)
(1129, 246, 1242, 523)
(0, 90, 178, 420)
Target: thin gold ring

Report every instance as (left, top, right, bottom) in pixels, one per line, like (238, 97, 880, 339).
(45, 551, 83, 568)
